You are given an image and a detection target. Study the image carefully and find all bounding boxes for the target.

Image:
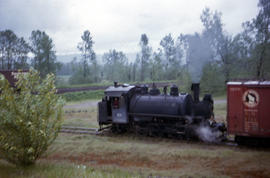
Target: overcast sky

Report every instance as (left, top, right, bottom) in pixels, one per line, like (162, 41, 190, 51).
(0, 0, 259, 55)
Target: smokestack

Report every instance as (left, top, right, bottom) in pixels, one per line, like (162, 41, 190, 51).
(191, 83, 200, 102)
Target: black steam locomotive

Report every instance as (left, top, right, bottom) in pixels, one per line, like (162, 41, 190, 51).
(98, 82, 226, 141)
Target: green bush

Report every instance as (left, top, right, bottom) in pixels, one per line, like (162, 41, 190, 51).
(0, 70, 64, 166)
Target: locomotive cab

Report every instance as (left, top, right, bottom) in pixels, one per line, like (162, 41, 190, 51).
(98, 82, 135, 126)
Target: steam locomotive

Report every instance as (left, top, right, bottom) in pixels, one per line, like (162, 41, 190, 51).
(2, 70, 269, 144)
(98, 82, 226, 141)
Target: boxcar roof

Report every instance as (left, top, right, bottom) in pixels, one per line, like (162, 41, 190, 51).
(0, 70, 29, 87)
(227, 81, 270, 85)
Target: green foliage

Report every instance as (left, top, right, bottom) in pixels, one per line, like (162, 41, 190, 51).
(0, 29, 30, 70)
(0, 69, 64, 166)
(160, 33, 182, 80)
(71, 30, 99, 84)
(102, 49, 130, 82)
(30, 30, 61, 78)
(177, 67, 192, 93)
(69, 69, 93, 85)
(241, 0, 270, 79)
(139, 34, 152, 81)
(60, 90, 104, 102)
(200, 62, 226, 95)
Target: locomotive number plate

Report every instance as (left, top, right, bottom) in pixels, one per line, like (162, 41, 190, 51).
(116, 113, 122, 117)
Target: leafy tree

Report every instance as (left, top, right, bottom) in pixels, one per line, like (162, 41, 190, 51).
(150, 49, 164, 81)
(200, 62, 225, 94)
(77, 30, 97, 82)
(69, 57, 93, 84)
(30, 30, 60, 78)
(131, 54, 140, 82)
(0, 30, 30, 70)
(0, 69, 64, 166)
(242, 0, 270, 79)
(200, 8, 234, 82)
(139, 34, 152, 81)
(102, 49, 129, 82)
(160, 33, 181, 80)
(57, 61, 74, 76)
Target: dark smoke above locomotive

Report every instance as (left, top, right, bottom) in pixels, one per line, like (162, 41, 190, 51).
(98, 82, 226, 141)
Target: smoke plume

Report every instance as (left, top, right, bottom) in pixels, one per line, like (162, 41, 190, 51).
(184, 33, 213, 83)
(196, 125, 222, 143)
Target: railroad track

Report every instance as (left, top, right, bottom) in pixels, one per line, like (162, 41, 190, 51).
(60, 126, 99, 135)
(60, 126, 238, 146)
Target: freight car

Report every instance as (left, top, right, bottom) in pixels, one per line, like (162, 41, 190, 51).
(227, 81, 270, 145)
(98, 82, 226, 141)
(0, 70, 28, 87)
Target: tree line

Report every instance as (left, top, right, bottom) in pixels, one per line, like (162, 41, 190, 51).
(0, 30, 61, 78)
(1, 1, 269, 93)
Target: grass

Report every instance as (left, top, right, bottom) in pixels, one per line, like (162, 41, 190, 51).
(44, 133, 270, 177)
(1, 95, 270, 177)
(60, 90, 104, 102)
(213, 94, 227, 123)
(44, 99, 270, 177)
(214, 103, 227, 123)
(0, 160, 140, 178)
(63, 106, 99, 128)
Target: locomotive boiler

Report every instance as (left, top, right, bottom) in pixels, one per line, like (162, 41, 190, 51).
(98, 82, 226, 141)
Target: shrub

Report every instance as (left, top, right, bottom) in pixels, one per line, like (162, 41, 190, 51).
(0, 70, 64, 166)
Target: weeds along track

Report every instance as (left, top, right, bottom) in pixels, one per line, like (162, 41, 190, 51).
(60, 126, 100, 135)
(60, 125, 239, 147)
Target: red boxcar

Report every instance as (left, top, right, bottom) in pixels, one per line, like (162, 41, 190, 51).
(0, 70, 28, 87)
(227, 81, 270, 143)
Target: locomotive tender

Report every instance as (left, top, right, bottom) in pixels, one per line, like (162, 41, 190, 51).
(98, 82, 226, 140)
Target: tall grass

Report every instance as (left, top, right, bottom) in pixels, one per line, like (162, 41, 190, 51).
(60, 90, 104, 102)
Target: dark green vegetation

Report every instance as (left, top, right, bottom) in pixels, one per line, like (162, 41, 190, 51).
(0, 70, 64, 166)
(30, 30, 61, 78)
(0, 30, 60, 78)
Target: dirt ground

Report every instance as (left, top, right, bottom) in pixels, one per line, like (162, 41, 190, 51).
(46, 133, 270, 178)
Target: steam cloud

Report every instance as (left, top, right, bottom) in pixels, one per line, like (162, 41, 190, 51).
(185, 34, 213, 83)
(196, 125, 222, 143)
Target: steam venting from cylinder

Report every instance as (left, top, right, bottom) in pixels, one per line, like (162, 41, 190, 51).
(191, 83, 200, 103)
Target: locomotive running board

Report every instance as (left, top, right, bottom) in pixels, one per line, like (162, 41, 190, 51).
(128, 112, 203, 120)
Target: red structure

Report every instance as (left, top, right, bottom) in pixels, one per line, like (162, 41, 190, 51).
(0, 70, 28, 87)
(227, 81, 270, 143)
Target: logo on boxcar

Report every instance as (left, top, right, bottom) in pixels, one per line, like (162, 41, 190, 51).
(242, 89, 259, 108)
